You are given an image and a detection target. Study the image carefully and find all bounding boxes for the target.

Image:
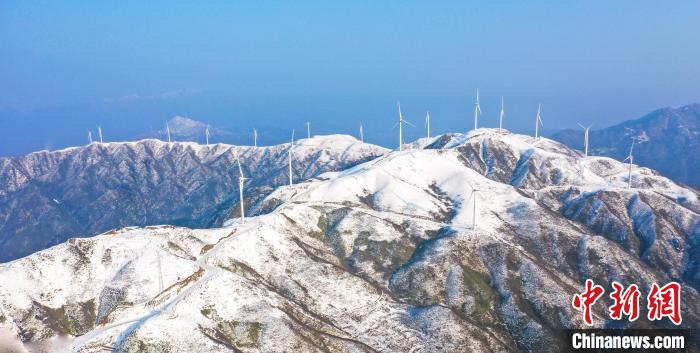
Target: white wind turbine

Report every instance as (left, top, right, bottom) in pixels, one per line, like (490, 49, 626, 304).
(623, 138, 637, 189)
(236, 156, 247, 224)
(98, 126, 103, 143)
(534, 104, 543, 140)
(359, 123, 364, 143)
(469, 186, 480, 230)
(156, 249, 163, 293)
(577, 123, 593, 157)
(394, 102, 415, 151)
(306, 121, 311, 139)
(253, 129, 258, 147)
(288, 129, 295, 185)
(205, 127, 210, 145)
(499, 96, 505, 132)
(473, 89, 482, 131)
(88, 131, 93, 144)
(425, 111, 431, 139)
(166, 122, 172, 143)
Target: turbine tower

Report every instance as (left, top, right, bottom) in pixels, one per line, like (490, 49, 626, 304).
(306, 121, 311, 139)
(166, 122, 172, 143)
(394, 102, 414, 151)
(473, 89, 482, 130)
(534, 104, 543, 140)
(425, 111, 431, 139)
(88, 131, 93, 144)
(98, 126, 103, 143)
(470, 186, 480, 230)
(156, 250, 163, 293)
(623, 138, 637, 189)
(253, 129, 258, 147)
(288, 129, 295, 185)
(359, 123, 364, 143)
(236, 156, 247, 224)
(205, 127, 210, 146)
(499, 96, 505, 132)
(577, 123, 593, 157)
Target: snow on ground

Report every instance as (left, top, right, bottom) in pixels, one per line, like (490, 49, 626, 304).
(0, 129, 698, 352)
(19, 134, 385, 161)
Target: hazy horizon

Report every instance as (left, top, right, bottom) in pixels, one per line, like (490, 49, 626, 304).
(2, 1, 699, 156)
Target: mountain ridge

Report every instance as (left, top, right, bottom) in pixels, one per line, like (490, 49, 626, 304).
(0, 135, 388, 262)
(551, 103, 700, 188)
(1, 128, 696, 352)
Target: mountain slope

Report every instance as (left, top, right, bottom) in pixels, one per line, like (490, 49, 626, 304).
(551, 103, 700, 188)
(0, 135, 387, 262)
(1, 129, 698, 352)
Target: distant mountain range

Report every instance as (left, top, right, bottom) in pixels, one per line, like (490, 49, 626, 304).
(150, 116, 233, 143)
(0, 136, 387, 262)
(551, 103, 700, 188)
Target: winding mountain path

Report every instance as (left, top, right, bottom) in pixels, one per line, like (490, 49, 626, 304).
(66, 222, 252, 352)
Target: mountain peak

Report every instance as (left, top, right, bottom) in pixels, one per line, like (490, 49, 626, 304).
(155, 116, 230, 142)
(551, 103, 700, 187)
(168, 115, 208, 130)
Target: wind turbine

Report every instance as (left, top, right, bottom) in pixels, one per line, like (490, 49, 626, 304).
(306, 121, 311, 139)
(470, 186, 480, 230)
(577, 123, 593, 157)
(88, 131, 93, 144)
(394, 102, 415, 151)
(98, 126, 103, 143)
(473, 89, 482, 130)
(623, 138, 637, 189)
(534, 104, 543, 140)
(205, 127, 210, 145)
(253, 129, 258, 147)
(236, 156, 247, 224)
(156, 249, 163, 293)
(425, 111, 431, 139)
(288, 129, 295, 185)
(499, 96, 505, 132)
(359, 123, 364, 142)
(166, 122, 172, 143)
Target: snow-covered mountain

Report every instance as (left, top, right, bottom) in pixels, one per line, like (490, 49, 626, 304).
(1, 129, 698, 352)
(0, 135, 387, 262)
(551, 103, 700, 188)
(153, 116, 231, 143)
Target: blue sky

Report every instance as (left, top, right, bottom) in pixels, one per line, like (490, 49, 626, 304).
(1, 1, 699, 155)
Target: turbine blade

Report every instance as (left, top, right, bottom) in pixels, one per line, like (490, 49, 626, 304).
(404, 120, 416, 128)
